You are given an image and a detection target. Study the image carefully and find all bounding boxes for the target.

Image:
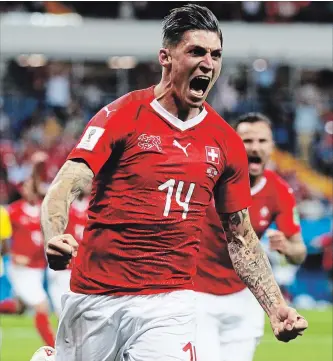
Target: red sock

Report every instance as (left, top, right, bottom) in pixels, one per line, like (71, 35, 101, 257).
(0, 299, 18, 314)
(34, 311, 55, 347)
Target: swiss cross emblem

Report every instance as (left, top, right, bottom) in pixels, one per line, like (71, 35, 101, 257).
(260, 206, 269, 217)
(205, 146, 220, 164)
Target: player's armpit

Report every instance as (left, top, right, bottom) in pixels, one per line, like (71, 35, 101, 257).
(220, 208, 287, 316)
(41, 160, 93, 244)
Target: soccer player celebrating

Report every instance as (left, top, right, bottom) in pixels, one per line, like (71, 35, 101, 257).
(0, 172, 55, 347)
(195, 112, 307, 361)
(41, 6, 307, 361)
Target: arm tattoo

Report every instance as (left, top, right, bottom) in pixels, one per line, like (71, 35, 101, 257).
(41, 160, 94, 244)
(221, 209, 286, 315)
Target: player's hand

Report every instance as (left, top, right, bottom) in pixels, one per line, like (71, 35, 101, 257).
(268, 229, 290, 256)
(269, 305, 308, 342)
(46, 234, 79, 270)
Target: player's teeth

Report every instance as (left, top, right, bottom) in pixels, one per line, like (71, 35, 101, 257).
(190, 89, 204, 96)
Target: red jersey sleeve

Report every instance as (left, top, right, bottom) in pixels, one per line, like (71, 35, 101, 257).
(275, 181, 301, 238)
(214, 134, 252, 214)
(67, 105, 131, 175)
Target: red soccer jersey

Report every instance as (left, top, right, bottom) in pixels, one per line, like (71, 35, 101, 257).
(195, 169, 301, 295)
(67, 197, 89, 242)
(65, 197, 89, 270)
(8, 199, 47, 269)
(67, 87, 251, 295)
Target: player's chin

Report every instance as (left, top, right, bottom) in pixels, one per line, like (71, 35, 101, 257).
(249, 169, 264, 179)
(187, 93, 206, 108)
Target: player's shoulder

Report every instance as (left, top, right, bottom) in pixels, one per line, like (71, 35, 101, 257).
(8, 199, 24, 213)
(107, 87, 155, 115)
(264, 169, 294, 196)
(112, 87, 155, 108)
(91, 87, 155, 128)
(204, 102, 242, 141)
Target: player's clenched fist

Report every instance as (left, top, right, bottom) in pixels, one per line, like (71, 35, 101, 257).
(46, 234, 79, 270)
(269, 305, 308, 342)
(267, 229, 290, 255)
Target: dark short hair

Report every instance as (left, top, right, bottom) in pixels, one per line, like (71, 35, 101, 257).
(162, 4, 222, 48)
(233, 112, 272, 130)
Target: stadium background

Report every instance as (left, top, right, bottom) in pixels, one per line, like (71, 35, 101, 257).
(0, 2, 332, 361)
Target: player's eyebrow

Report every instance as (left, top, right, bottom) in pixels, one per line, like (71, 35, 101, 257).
(188, 45, 222, 55)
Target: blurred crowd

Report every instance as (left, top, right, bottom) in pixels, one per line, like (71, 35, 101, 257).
(1, 1, 332, 23)
(1, 59, 332, 209)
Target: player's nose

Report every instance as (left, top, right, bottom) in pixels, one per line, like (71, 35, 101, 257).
(250, 141, 261, 152)
(200, 54, 213, 73)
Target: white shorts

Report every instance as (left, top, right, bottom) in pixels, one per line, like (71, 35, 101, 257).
(47, 268, 71, 317)
(8, 264, 47, 307)
(196, 288, 265, 361)
(219, 338, 260, 361)
(55, 290, 197, 361)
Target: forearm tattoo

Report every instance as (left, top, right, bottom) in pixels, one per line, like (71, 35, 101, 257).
(41, 160, 93, 244)
(222, 209, 285, 315)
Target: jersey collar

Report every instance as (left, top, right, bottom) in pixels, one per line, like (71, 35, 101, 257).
(150, 99, 207, 131)
(251, 176, 267, 196)
(22, 202, 40, 218)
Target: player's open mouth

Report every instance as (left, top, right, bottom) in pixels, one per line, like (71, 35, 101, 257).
(248, 155, 262, 172)
(189, 76, 210, 98)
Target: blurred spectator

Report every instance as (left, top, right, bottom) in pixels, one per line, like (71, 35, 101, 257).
(1, 1, 332, 23)
(241, 1, 265, 22)
(265, 2, 311, 23)
(312, 230, 333, 293)
(313, 111, 333, 176)
(81, 82, 103, 117)
(294, 81, 321, 163)
(0, 99, 11, 139)
(45, 63, 71, 126)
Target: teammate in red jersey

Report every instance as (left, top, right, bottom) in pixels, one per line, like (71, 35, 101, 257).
(195, 113, 307, 361)
(47, 188, 90, 317)
(40, 6, 306, 361)
(0, 173, 55, 347)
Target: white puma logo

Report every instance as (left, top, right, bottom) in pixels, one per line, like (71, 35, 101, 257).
(173, 140, 191, 157)
(103, 106, 116, 117)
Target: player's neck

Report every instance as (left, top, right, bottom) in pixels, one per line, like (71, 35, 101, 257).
(154, 81, 201, 122)
(249, 174, 262, 188)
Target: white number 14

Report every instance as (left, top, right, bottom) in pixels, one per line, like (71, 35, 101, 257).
(158, 179, 195, 219)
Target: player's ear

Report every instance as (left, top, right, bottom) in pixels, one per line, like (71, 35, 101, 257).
(159, 48, 172, 69)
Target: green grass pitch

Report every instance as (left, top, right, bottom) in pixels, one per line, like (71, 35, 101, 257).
(0, 309, 331, 361)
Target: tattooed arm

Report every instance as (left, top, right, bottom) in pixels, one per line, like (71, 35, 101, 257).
(41, 160, 93, 270)
(221, 208, 308, 342)
(221, 208, 286, 316)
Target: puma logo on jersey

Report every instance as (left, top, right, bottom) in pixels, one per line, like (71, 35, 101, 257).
(103, 106, 116, 117)
(173, 140, 191, 157)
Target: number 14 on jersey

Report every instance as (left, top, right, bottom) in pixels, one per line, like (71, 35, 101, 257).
(158, 179, 196, 220)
